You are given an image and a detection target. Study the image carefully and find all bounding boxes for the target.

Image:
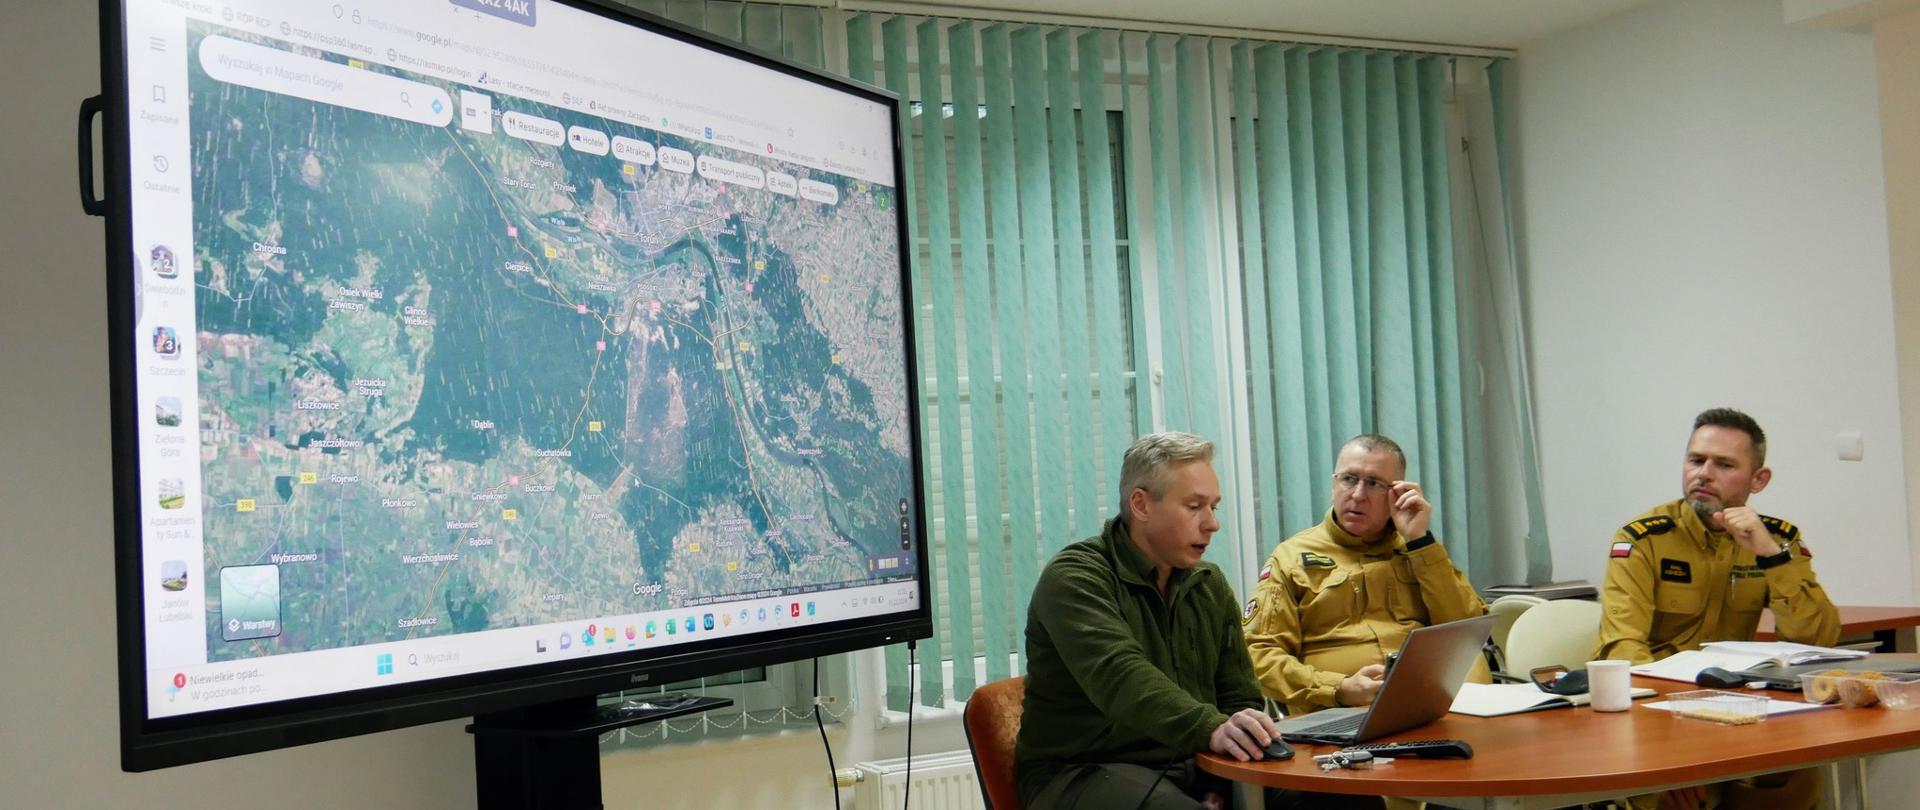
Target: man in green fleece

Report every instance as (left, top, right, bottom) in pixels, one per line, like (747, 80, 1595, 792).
(1015, 431, 1304, 809)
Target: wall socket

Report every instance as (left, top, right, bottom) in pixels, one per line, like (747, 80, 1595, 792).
(1837, 431, 1864, 462)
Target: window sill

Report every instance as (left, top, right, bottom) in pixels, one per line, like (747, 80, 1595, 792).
(876, 701, 966, 729)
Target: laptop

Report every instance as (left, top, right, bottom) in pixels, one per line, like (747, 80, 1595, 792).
(1275, 614, 1495, 744)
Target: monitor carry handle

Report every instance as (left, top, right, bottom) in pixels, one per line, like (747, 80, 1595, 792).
(78, 94, 106, 217)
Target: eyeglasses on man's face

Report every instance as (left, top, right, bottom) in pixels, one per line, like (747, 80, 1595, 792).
(1331, 472, 1391, 497)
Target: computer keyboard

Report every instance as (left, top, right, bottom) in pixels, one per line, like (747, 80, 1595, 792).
(1296, 713, 1366, 737)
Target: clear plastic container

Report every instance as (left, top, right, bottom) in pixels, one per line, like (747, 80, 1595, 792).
(1665, 689, 1768, 724)
(1799, 670, 1920, 709)
(1884, 677, 1920, 710)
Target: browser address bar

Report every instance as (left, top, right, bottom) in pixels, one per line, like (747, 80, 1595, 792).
(366, 14, 778, 137)
(199, 35, 452, 127)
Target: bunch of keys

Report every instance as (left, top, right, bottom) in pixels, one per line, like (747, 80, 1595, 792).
(1313, 750, 1393, 772)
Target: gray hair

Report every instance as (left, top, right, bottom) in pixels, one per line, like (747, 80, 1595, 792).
(1340, 433, 1407, 477)
(1118, 432, 1215, 517)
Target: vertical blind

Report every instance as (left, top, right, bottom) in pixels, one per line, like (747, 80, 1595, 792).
(1229, 45, 1471, 548)
(611, 0, 1552, 714)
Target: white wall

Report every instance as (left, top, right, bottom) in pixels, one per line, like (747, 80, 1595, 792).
(1515, 0, 1912, 604)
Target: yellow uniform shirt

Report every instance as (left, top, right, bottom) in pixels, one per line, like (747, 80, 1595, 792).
(1594, 498, 1839, 664)
(1243, 511, 1488, 715)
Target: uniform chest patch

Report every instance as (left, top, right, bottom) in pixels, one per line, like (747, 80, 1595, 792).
(1660, 558, 1692, 583)
(1300, 552, 1336, 568)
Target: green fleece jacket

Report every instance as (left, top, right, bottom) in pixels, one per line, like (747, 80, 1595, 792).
(1013, 517, 1266, 804)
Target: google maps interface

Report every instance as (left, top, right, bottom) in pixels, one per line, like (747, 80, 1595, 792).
(127, 1, 918, 718)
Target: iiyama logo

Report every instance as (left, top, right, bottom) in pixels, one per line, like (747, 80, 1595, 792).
(630, 673, 651, 684)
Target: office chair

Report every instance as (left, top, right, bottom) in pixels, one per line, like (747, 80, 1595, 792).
(1486, 594, 1546, 675)
(1502, 598, 1603, 676)
(963, 676, 1026, 810)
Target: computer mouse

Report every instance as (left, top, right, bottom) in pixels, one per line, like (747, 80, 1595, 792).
(1695, 666, 1747, 689)
(1261, 740, 1294, 761)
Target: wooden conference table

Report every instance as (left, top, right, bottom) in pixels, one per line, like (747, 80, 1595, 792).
(1200, 664, 1920, 810)
(1756, 605, 1920, 653)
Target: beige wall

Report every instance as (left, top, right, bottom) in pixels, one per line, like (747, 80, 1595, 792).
(1874, 4, 1920, 650)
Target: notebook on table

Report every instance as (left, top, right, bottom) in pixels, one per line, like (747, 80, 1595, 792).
(1448, 682, 1656, 717)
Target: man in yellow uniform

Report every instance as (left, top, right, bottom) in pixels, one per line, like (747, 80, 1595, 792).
(1596, 408, 1839, 810)
(1244, 434, 1487, 718)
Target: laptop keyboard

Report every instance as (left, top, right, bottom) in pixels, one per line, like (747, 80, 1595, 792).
(1296, 713, 1365, 737)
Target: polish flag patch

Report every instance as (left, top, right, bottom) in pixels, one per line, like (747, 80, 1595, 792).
(1798, 544, 1812, 558)
(1610, 541, 1634, 559)
(1257, 564, 1273, 582)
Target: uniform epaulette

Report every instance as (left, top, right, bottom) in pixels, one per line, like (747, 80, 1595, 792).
(1759, 515, 1801, 543)
(1621, 515, 1675, 541)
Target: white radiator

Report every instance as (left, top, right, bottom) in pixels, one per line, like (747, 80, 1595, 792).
(852, 751, 983, 810)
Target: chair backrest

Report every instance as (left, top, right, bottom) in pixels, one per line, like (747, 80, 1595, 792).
(1502, 598, 1604, 675)
(963, 676, 1026, 810)
(1487, 595, 1546, 672)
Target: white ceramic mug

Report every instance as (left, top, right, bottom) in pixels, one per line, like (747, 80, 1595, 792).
(1588, 659, 1632, 712)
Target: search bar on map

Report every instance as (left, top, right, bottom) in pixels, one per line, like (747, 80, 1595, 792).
(199, 35, 453, 127)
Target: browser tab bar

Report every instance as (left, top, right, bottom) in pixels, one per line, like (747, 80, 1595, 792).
(351, 6, 893, 185)
(452, 0, 538, 27)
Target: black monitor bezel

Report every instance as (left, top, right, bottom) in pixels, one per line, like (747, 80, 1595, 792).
(99, 0, 929, 772)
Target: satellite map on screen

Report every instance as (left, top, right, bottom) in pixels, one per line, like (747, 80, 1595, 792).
(180, 27, 913, 660)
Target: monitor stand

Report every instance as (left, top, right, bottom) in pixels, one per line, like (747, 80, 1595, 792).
(467, 693, 733, 810)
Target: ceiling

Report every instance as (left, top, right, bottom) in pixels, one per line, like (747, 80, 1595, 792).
(914, 0, 1665, 51)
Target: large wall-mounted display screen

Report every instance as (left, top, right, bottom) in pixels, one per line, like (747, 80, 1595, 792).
(104, 0, 924, 769)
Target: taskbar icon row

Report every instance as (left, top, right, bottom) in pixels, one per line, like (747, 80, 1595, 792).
(381, 600, 823, 673)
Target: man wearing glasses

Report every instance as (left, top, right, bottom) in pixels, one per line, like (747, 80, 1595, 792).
(1243, 434, 1486, 717)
